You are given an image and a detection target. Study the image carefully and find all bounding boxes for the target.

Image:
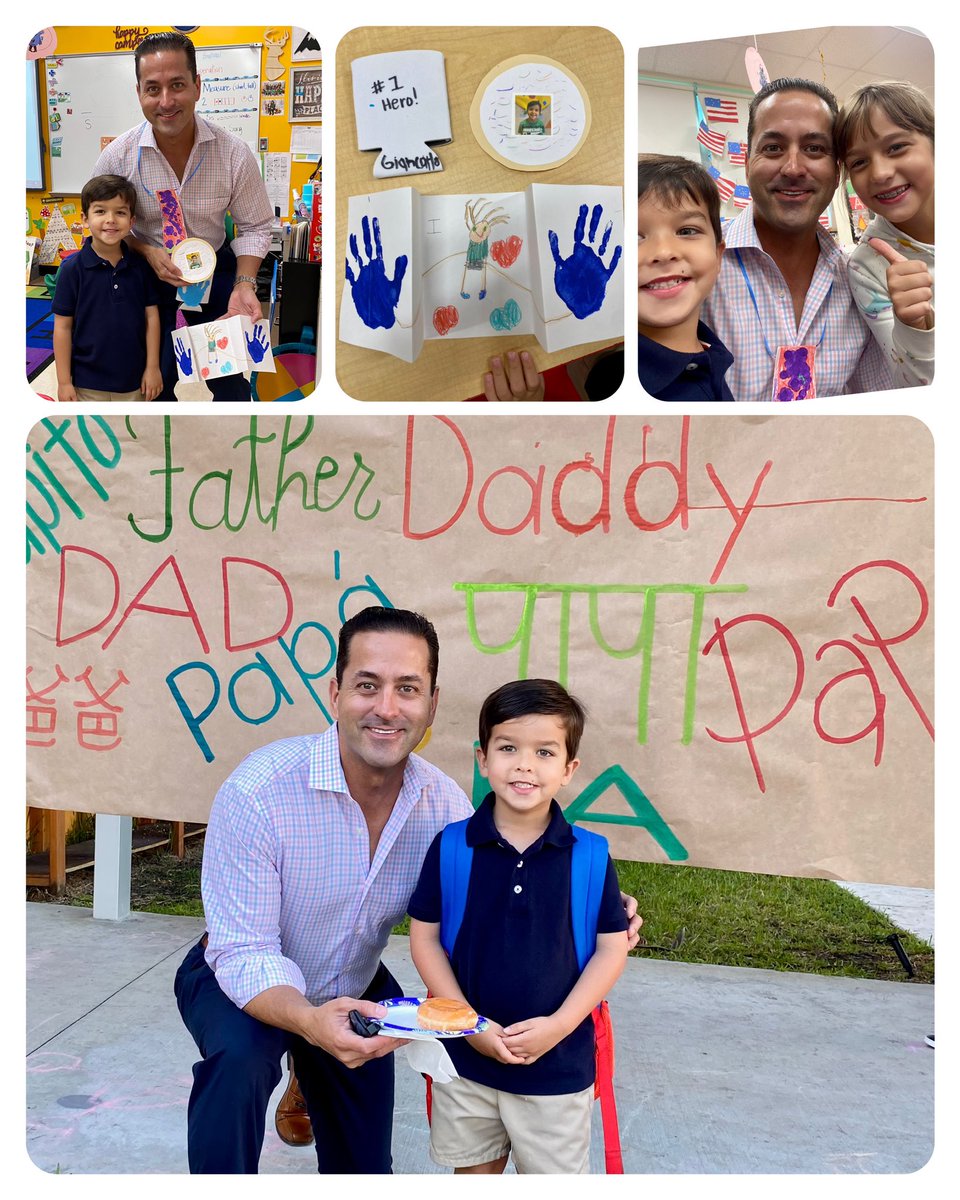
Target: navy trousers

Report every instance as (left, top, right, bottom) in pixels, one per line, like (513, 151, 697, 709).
(154, 244, 253, 402)
(174, 938, 398, 1173)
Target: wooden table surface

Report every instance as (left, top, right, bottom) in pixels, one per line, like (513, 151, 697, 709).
(335, 26, 624, 402)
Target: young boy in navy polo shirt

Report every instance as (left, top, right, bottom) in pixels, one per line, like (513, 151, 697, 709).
(409, 679, 628, 1174)
(638, 155, 735, 401)
(53, 174, 162, 402)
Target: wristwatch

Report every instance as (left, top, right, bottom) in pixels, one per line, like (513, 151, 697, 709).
(235, 274, 258, 286)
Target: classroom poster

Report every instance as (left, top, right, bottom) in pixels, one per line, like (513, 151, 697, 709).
(25, 415, 933, 887)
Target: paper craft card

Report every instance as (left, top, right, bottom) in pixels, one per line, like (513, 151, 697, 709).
(352, 50, 452, 178)
(339, 184, 623, 363)
(171, 316, 276, 383)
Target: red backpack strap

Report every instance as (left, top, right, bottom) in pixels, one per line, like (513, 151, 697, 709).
(593, 1000, 623, 1173)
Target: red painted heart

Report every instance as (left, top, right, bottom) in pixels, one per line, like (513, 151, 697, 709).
(491, 236, 522, 268)
(433, 305, 459, 336)
(200, 367, 210, 378)
(217, 337, 229, 349)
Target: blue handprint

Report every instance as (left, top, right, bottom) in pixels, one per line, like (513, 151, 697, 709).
(345, 215, 408, 330)
(548, 203, 622, 319)
(245, 325, 270, 364)
(174, 336, 193, 377)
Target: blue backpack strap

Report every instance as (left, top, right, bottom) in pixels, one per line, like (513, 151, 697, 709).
(439, 819, 473, 958)
(569, 826, 611, 972)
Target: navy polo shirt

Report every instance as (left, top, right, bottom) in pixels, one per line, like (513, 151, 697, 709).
(408, 794, 627, 1096)
(639, 320, 735, 402)
(52, 238, 159, 392)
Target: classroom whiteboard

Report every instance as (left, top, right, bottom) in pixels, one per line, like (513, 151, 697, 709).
(43, 45, 261, 194)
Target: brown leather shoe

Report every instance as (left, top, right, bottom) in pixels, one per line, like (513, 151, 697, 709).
(274, 1064, 314, 1146)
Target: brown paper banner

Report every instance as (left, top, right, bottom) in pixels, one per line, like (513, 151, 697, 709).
(25, 414, 933, 886)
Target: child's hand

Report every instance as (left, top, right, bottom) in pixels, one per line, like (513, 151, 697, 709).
(58, 382, 78, 403)
(468, 1021, 527, 1065)
(868, 239, 934, 331)
(141, 366, 164, 401)
(500, 1015, 565, 1065)
(483, 350, 544, 401)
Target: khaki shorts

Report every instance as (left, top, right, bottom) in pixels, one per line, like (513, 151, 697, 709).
(429, 1076, 594, 1174)
(73, 388, 145, 402)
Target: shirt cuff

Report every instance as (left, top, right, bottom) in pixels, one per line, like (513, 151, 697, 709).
(206, 946, 308, 1010)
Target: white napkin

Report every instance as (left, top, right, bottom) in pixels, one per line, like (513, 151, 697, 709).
(400, 1038, 460, 1083)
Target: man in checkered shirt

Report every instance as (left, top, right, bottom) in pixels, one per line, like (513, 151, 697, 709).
(95, 32, 274, 401)
(701, 77, 893, 401)
(173, 604, 643, 1173)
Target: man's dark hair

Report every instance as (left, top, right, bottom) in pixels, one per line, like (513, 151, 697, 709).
(135, 32, 198, 82)
(747, 77, 839, 152)
(638, 155, 723, 244)
(478, 678, 586, 761)
(336, 607, 440, 691)
(81, 174, 137, 217)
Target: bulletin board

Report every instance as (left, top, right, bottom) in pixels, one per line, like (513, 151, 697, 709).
(45, 45, 261, 194)
(25, 414, 934, 888)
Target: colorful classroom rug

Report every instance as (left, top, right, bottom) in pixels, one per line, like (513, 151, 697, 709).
(27, 292, 55, 382)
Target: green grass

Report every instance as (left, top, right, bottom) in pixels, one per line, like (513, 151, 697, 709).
(28, 834, 932, 983)
(614, 860, 933, 982)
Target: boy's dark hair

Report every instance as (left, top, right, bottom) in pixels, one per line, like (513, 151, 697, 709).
(135, 31, 198, 81)
(835, 81, 934, 164)
(478, 678, 586, 761)
(526, 100, 541, 112)
(336, 606, 439, 691)
(746, 77, 839, 152)
(81, 174, 137, 217)
(637, 155, 723, 244)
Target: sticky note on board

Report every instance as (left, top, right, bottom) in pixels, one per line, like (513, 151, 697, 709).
(352, 50, 452, 179)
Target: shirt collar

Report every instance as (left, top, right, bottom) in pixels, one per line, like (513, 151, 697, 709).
(639, 321, 733, 395)
(723, 204, 843, 266)
(137, 114, 207, 151)
(309, 722, 431, 803)
(467, 792, 574, 850)
(79, 236, 130, 270)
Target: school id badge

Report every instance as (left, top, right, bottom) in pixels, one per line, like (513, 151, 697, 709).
(773, 344, 817, 402)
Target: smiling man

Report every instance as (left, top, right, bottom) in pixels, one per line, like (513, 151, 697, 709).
(173, 605, 642, 1174)
(94, 32, 273, 401)
(701, 77, 894, 401)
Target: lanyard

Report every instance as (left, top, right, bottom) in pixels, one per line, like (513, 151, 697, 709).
(734, 248, 832, 358)
(136, 125, 207, 193)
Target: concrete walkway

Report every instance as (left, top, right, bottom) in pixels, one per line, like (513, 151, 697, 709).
(25, 900, 935, 1178)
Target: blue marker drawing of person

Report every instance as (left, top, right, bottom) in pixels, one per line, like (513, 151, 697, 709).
(548, 203, 622, 319)
(345, 215, 408, 330)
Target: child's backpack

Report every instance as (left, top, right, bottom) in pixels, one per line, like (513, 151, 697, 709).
(428, 818, 624, 1174)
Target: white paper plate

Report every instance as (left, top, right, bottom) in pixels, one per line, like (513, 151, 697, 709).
(375, 996, 488, 1040)
(171, 237, 217, 282)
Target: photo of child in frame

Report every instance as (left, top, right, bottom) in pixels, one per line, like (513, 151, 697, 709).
(516, 94, 552, 135)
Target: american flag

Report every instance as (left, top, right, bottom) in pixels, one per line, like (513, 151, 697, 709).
(819, 212, 832, 229)
(704, 96, 739, 123)
(733, 183, 751, 208)
(697, 120, 726, 155)
(708, 165, 736, 202)
(728, 141, 746, 166)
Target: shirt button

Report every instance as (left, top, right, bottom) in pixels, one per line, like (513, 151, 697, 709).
(113, 284, 118, 289)
(513, 885, 523, 894)
(517, 860, 523, 868)
(685, 363, 697, 371)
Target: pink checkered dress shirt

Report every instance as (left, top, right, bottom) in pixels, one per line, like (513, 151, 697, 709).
(202, 725, 472, 1009)
(94, 117, 273, 260)
(702, 206, 894, 401)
